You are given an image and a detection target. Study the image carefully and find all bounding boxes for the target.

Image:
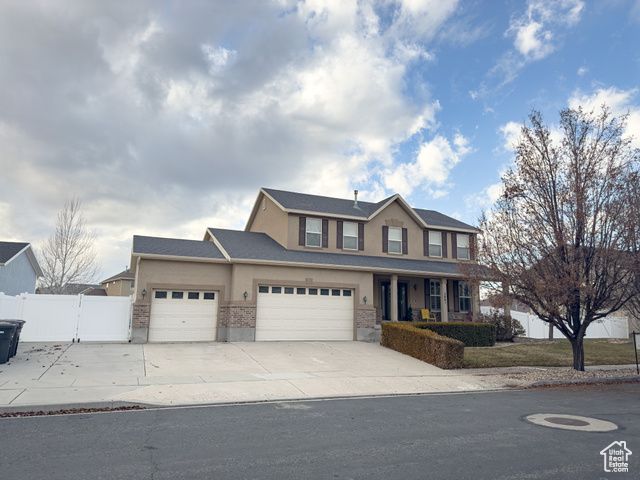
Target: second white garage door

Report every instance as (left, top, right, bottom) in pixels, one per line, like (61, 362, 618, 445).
(149, 290, 218, 342)
(256, 286, 354, 341)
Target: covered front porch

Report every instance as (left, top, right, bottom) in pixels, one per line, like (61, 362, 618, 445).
(373, 273, 479, 324)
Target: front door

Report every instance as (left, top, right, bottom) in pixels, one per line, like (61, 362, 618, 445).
(381, 281, 409, 321)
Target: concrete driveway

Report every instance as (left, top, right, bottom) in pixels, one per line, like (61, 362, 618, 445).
(0, 341, 498, 412)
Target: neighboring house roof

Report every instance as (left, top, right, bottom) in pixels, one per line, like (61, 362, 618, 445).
(133, 235, 227, 260)
(37, 283, 103, 295)
(0, 241, 44, 276)
(101, 268, 135, 284)
(255, 188, 478, 232)
(84, 288, 107, 296)
(197, 228, 463, 276)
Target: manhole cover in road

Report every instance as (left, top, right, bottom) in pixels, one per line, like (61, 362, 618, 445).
(525, 414, 618, 432)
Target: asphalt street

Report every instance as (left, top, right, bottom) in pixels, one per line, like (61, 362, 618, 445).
(0, 383, 638, 480)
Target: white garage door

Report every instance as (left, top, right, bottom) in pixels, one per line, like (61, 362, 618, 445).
(149, 290, 218, 342)
(256, 286, 354, 341)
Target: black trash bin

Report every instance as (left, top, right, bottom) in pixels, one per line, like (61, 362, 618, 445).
(0, 321, 17, 364)
(5, 320, 26, 358)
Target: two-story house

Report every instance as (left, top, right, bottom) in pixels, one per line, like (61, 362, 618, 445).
(129, 188, 480, 343)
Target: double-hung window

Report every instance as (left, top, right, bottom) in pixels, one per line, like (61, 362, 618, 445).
(306, 218, 322, 247)
(343, 222, 358, 250)
(429, 231, 442, 257)
(459, 281, 471, 312)
(388, 227, 402, 254)
(429, 279, 441, 312)
(457, 234, 470, 260)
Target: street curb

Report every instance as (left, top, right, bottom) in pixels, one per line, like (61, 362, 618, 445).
(527, 376, 640, 388)
(0, 388, 513, 415)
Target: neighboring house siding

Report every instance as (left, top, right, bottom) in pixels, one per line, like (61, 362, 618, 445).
(248, 194, 289, 248)
(0, 251, 38, 295)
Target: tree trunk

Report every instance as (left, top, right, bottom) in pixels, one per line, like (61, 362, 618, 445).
(570, 336, 585, 371)
(548, 322, 554, 340)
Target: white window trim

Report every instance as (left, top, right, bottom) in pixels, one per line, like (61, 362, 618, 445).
(388, 227, 402, 255)
(457, 234, 470, 260)
(429, 231, 442, 258)
(343, 222, 358, 250)
(306, 218, 322, 247)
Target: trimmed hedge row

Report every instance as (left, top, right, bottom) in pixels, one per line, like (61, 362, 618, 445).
(413, 322, 496, 347)
(381, 322, 464, 369)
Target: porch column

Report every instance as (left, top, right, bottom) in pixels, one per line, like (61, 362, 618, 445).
(440, 278, 448, 322)
(390, 274, 398, 322)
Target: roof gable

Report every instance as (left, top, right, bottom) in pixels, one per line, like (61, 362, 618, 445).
(0, 241, 44, 276)
(101, 268, 135, 284)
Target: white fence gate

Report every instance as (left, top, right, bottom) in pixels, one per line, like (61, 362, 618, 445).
(481, 306, 628, 339)
(0, 292, 132, 342)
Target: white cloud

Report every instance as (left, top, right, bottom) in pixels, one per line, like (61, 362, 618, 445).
(577, 66, 588, 76)
(498, 121, 522, 152)
(382, 133, 472, 197)
(568, 86, 640, 148)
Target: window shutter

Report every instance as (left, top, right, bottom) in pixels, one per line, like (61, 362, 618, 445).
(336, 221, 343, 249)
(453, 280, 460, 313)
(358, 223, 364, 251)
(299, 217, 306, 246)
(451, 233, 457, 259)
(470, 234, 476, 260)
(382, 226, 389, 253)
(442, 232, 448, 258)
(402, 228, 408, 255)
(423, 230, 429, 256)
(424, 279, 430, 310)
(322, 219, 328, 248)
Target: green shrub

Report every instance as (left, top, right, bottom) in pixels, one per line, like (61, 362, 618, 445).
(414, 322, 496, 347)
(477, 310, 525, 342)
(380, 322, 464, 369)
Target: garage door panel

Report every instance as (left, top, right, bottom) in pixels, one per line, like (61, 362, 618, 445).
(149, 290, 218, 342)
(256, 286, 354, 341)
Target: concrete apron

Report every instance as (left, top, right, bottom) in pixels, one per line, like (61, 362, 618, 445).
(0, 342, 498, 412)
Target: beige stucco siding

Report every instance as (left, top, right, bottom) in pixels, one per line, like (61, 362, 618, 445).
(134, 258, 232, 303)
(231, 263, 373, 304)
(248, 194, 289, 247)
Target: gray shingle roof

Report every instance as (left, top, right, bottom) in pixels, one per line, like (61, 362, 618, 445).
(132, 235, 226, 260)
(209, 228, 464, 276)
(414, 209, 477, 231)
(262, 187, 477, 231)
(0, 241, 29, 264)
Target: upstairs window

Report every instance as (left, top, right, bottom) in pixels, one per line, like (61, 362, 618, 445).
(306, 218, 322, 247)
(343, 222, 358, 250)
(388, 227, 402, 254)
(457, 234, 470, 260)
(429, 231, 442, 257)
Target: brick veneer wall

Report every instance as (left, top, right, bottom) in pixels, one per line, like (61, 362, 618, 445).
(220, 305, 257, 329)
(132, 303, 150, 328)
(375, 306, 382, 325)
(357, 308, 376, 329)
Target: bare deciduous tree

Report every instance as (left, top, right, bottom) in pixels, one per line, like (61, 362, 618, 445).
(469, 106, 640, 371)
(38, 197, 101, 294)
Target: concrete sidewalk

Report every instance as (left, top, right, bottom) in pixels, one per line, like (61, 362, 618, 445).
(0, 341, 504, 412)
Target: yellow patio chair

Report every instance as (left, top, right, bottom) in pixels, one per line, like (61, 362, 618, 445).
(421, 309, 436, 321)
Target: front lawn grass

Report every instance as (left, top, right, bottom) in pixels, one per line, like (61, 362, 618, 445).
(463, 338, 637, 368)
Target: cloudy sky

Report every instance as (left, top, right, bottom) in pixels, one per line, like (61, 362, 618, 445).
(1, 0, 639, 280)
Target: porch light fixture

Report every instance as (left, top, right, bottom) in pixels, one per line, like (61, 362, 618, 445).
(142, 289, 146, 299)
(363, 296, 367, 304)
(414, 284, 417, 291)
(243, 291, 248, 300)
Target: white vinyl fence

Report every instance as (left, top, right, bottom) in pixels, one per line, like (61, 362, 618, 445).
(0, 292, 132, 342)
(481, 306, 629, 339)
